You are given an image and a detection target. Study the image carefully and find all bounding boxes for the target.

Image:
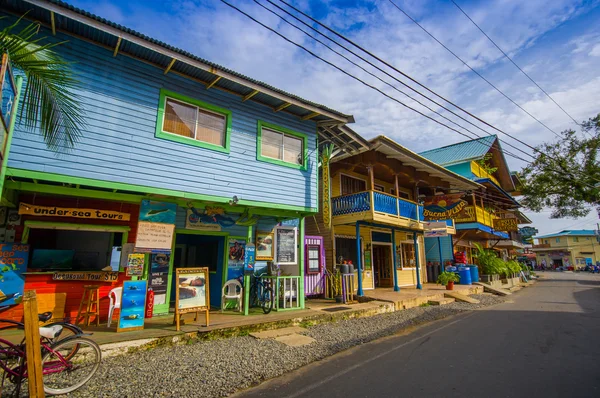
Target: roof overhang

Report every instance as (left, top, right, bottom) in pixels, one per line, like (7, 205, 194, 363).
(10, 0, 354, 126)
(476, 178, 521, 208)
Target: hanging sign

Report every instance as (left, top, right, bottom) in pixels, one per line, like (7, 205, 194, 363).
(18, 203, 130, 221)
(424, 229, 449, 238)
(422, 194, 467, 220)
(135, 221, 174, 252)
(321, 145, 333, 229)
(493, 218, 518, 232)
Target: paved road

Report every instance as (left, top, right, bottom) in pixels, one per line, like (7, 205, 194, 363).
(239, 273, 600, 398)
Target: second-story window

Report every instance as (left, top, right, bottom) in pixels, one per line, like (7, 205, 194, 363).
(257, 121, 307, 170)
(156, 89, 231, 153)
(555, 238, 560, 243)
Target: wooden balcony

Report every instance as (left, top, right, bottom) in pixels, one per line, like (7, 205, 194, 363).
(454, 205, 499, 228)
(331, 191, 423, 229)
(532, 243, 551, 249)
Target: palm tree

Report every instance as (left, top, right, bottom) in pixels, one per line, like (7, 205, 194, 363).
(1, 15, 85, 151)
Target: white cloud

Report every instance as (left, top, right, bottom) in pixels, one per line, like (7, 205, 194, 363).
(590, 44, 600, 56)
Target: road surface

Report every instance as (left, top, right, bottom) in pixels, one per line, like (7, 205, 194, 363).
(239, 272, 600, 398)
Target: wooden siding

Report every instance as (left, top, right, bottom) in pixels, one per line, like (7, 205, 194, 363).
(2, 17, 318, 210)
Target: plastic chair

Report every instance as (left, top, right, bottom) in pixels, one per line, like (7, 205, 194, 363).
(221, 280, 243, 312)
(107, 287, 122, 327)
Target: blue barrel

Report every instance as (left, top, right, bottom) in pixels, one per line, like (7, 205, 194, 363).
(458, 267, 472, 285)
(469, 265, 479, 283)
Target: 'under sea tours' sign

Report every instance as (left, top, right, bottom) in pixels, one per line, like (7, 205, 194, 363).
(422, 194, 467, 220)
(19, 203, 130, 221)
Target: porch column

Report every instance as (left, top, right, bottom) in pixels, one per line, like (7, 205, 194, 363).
(367, 165, 375, 190)
(356, 222, 364, 296)
(438, 236, 444, 272)
(414, 233, 422, 289)
(392, 228, 399, 292)
(299, 217, 305, 309)
(244, 225, 252, 316)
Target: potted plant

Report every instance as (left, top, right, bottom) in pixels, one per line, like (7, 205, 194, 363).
(437, 271, 460, 290)
(331, 269, 343, 302)
(473, 243, 501, 283)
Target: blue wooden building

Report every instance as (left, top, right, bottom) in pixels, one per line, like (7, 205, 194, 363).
(0, 0, 367, 322)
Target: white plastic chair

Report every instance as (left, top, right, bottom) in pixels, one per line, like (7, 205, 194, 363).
(221, 280, 243, 312)
(107, 287, 122, 327)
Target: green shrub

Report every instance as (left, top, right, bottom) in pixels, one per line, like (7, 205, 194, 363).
(437, 271, 460, 286)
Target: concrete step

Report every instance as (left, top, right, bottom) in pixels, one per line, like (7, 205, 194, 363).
(508, 285, 523, 292)
(444, 291, 480, 304)
(428, 298, 456, 306)
(275, 333, 316, 347)
(250, 326, 306, 339)
(474, 282, 512, 296)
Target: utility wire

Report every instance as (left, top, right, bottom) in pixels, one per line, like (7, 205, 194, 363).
(255, 0, 532, 162)
(261, 0, 535, 162)
(386, 0, 562, 139)
(450, 0, 581, 128)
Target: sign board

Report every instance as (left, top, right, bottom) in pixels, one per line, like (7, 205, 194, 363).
(274, 226, 297, 265)
(149, 252, 169, 306)
(174, 267, 210, 331)
(135, 221, 174, 251)
(18, 203, 130, 221)
(227, 239, 246, 280)
(117, 280, 147, 332)
(139, 200, 177, 224)
(364, 250, 371, 270)
(126, 253, 144, 277)
(493, 218, 518, 232)
(244, 243, 256, 273)
(423, 221, 448, 230)
(256, 231, 273, 260)
(424, 229, 449, 238)
(321, 145, 333, 229)
(52, 271, 119, 282)
(422, 194, 467, 220)
(0, 243, 29, 307)
(185, 209, 222, 231)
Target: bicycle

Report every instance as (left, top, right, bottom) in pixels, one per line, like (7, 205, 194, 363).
(248, 271, 274, 314)
(0, 314, 101, 396)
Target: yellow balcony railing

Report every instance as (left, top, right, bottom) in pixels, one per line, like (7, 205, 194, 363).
(454, 205, 499, 228)
(471, 162, 500, 186)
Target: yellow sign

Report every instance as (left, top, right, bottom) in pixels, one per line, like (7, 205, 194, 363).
(19, 203, 130, 221)
(321, 146, 332, 229)
(52, 271, 119, 282)
(493, 218, 518, 232)
(422, 200, 467, 220)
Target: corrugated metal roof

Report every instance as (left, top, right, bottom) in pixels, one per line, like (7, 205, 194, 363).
(535, 230, 595, 239)
(419, 135, 497, 166)
(6, 0, 355, 124)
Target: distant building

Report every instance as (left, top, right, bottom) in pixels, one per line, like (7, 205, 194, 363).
(532, 230, 598, 269)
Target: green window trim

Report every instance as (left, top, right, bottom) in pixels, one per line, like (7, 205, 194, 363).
(256, 120, 308, 171)
(155, 89, 232, 154)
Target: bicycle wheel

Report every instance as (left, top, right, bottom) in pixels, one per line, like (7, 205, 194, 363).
(42, 323, 83, 360)
(41, 337, 101, 395)
(261, 287, 273, 314)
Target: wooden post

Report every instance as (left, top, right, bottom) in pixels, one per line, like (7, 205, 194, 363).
(23, 290, 45, 398)
(367, 165, 375, 190)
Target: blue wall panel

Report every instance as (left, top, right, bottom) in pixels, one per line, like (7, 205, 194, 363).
(424, 236, 453, 264)
(3, 17, 319, 210)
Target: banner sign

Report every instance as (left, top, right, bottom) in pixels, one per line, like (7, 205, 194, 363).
(52, 271, 119, 282)
(18, 203, 130, 221)
(422, 194, 467, 220)
(423, 221, 448, 230)
(0, 243, 29, 307)
(135, 221, 174, 251)
(493, 218, 518, 232)
(321, 145, 333, 229)
(424, 229, 449, 238)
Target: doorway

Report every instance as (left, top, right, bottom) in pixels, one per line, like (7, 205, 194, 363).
(171, 233, 226, 308)
(373, 244, 393, 287)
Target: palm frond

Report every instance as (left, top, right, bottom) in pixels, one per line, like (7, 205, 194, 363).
(1, 16, 85, 151)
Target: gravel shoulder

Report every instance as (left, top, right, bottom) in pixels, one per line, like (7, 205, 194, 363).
(4, 294, 504, 397)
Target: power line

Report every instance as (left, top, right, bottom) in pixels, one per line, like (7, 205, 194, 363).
(255, 0, 533, 162)
(386, 0, 562, 139)
(450, 0, 581, 128)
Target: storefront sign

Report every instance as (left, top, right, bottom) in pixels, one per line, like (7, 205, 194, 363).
(493, 218, 518, 232)
(275, 226, 297, 265)
(139, 200, 177, 224)
(52, 271, 119, 282)
(228, 239, 246, 280)
(0, 244, 29, 307)
(423, 221, 448, 230)
(244, 243, 256, 273)
(422, 194, 467, 220)
(18, 203, 130, 221)
(321, 145, 333, 229)
(424, 229, 449, 238)
(117, 280, 147, 332)
(135, 221, 174, 251)
(185, 209, 222, 231)
(174, 267, 210, 331)
(126, 253, 144, 277)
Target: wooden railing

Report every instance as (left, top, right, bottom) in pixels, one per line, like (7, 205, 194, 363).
(471, 161, 501, 186)
(331, 190, 421, 222)
(454, 205, 499, 227)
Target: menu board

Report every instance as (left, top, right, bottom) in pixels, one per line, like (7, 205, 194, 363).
(275, 227, 297, 265)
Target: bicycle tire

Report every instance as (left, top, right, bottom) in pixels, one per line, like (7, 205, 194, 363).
(41, 337, 101, 395)
(42, 323, 83, 360)
(261, 287, 273, 314)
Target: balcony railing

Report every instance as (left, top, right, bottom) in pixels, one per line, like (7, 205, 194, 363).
(532, 243, 551, 249)
(454, 205, 499, 228)
(331, 191, 421, 223)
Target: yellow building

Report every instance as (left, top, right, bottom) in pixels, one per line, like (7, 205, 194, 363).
(532, 230, 599, 269)
(306, 135, 480, 294)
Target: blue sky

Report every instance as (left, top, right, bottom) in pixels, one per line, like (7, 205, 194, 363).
(67, 0, 600, 235)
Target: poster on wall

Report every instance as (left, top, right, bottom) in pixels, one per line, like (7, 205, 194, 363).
(126, 253, 144, 277)
(256, 231, 273, 260)
(244, 244, 256, 273)
(135, 221, 174, 252)
(0, 244, 29, 307)
(364, 250, 372, 271)
(275, 227, 297, 265)
(6, 209, 20, 226)
(150, 253, 170, 306)
(117, 280, 147, 332)
(174, 267, 210, 331)
(227, 239, 246, 280)
(139, 200, 177, 224)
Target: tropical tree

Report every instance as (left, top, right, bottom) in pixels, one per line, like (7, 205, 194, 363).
(518, 114, 600, 218)
(1, 15, 85, 151)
